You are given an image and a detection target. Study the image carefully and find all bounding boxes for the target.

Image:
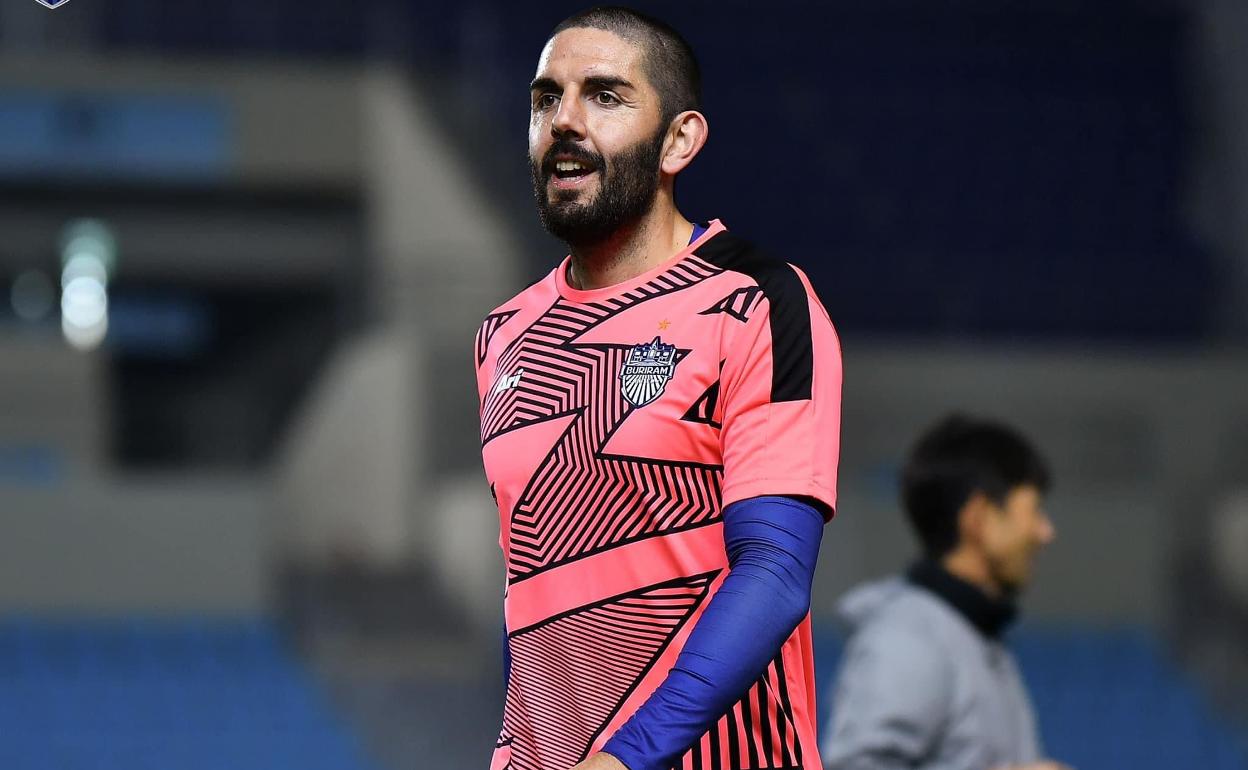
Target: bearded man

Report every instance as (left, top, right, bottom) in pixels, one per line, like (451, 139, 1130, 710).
(474, 8, 842, 770)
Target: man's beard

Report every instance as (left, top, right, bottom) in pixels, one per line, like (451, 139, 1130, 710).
(530, 127, 666, 249)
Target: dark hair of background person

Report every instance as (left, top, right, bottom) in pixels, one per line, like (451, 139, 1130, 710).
(550, 6, 702, 126)
(901, 414, 1053, 558)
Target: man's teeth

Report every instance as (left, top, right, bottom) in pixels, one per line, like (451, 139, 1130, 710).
(556, 161, 591, 172)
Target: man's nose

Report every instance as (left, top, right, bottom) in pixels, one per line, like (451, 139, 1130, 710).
(551, 95, 585, 139)
(1036, 513, 1056, 545)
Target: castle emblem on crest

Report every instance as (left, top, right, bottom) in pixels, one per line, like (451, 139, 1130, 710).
(619, 336, 679, 408)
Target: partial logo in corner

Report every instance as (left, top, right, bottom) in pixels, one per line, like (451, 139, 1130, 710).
(619, 336, 679, 408)
(33, 0, 73, 8)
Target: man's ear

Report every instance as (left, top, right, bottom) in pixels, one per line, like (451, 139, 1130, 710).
(957, 491, 992, 546)
(660, 110, 709, 176)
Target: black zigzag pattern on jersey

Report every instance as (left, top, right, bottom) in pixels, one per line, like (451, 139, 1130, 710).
(503, 571, 719, 770)
(671, 651, 806, 770)
(477, 309, 520, 366)
(494, 731, 514, 770)
(480, 257, 728, 583)
(681, 375, 722, 429)
(693, 232, 814, 403)
(698, 285, 764, 323)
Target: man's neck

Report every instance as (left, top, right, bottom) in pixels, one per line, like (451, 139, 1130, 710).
(566, 196, 694, 291)
(908, 559, 1018, 639)
(941, 547, 1004, 599)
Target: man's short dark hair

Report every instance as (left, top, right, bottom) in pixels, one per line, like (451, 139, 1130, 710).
(901, 414, 1052, 558)
(550, 6, 701, 126)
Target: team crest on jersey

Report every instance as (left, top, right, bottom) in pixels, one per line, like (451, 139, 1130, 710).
(619, 336, 678, 408)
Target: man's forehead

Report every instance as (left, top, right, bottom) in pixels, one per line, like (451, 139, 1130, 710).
(535, 26, 644, 84)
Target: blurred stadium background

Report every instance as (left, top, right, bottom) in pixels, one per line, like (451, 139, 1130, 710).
(0, 0, 1246, 768)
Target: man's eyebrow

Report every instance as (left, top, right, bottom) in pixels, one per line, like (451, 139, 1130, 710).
(583, 76, 633, 91)
(528, 75, 635, 93)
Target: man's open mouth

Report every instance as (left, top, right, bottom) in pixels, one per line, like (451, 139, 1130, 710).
(552, 159, 596, 180)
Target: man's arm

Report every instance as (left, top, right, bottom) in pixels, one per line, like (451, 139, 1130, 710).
(588, 495, 824, 770)
(583, 260, 841, 770)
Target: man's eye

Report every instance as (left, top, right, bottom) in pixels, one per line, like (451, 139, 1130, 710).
(593, 91, 619, 105)
(535, 93, 558, 110)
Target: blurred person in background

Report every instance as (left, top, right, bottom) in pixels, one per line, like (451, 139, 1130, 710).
(474, 6, 841, 770)
(821, 415, 1068, 770)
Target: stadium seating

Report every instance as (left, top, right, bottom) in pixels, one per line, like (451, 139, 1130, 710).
(0, 618, 375, 770)
(815, 626, 1248, 770)
(4, 617, 1240, 770)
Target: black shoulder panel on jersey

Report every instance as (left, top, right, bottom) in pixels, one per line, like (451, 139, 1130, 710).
(692, 231, 813, 402)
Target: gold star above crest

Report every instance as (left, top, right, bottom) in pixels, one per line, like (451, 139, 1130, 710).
(657, 319, 671, 331)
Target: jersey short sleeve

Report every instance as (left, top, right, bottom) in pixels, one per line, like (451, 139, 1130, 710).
(717, 264, 841, 516)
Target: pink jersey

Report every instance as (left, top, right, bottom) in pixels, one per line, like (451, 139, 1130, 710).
(476, 220, 842, 770)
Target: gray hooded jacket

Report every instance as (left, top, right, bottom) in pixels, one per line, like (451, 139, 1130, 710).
(820, 571, 1041, 770)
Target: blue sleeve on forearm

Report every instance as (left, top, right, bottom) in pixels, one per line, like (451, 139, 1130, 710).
(503, 622, 511, 690)
(601, 495, 825, 770)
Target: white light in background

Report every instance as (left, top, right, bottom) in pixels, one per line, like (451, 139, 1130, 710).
(11, 270, 55, 322)
(58, 219, 116, 352)
(61, 275, 108, 350)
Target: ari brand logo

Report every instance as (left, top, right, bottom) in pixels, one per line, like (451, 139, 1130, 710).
(34, 0, 73, 8)
(619, 336, 678, 408)
(493, 368, 524, 394)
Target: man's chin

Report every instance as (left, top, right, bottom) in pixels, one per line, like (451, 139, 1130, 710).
(550, 189, 587, 205)
(543, 199, 590, 226)
(1000, 571, 1029, 597)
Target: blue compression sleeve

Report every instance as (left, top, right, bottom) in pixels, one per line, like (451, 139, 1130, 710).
(601, 496, 825, 770)
(503, 623, 511, 690)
